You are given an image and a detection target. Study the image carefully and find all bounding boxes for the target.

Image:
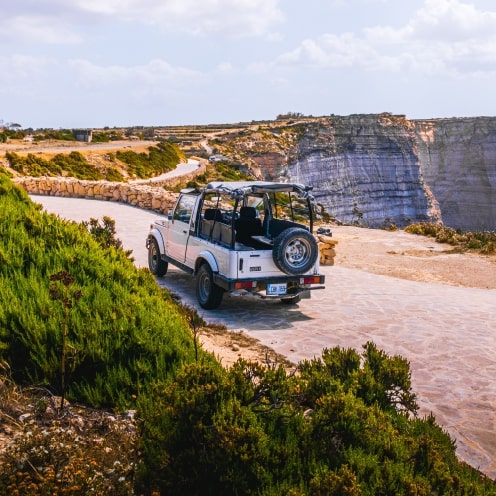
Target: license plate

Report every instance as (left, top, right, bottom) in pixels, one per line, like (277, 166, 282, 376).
(267, 283, 287, 296)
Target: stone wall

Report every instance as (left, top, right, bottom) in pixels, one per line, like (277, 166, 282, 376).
(12, 162, 206, 214)
(13, 176, 179, 213)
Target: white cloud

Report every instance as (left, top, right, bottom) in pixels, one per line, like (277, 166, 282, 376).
(0, 55, 57, 87)
(69, 58, 204, 88)
(0, 14, 81, 44)
(17, 0, 284, 38)
(0, 54, 204, 105)
(407, 0, 496, 41)
(0, 0, 284, 45)
(273, 0, 496, 75)
(277, 34, 378, 69)
(217, 62, 235, 74)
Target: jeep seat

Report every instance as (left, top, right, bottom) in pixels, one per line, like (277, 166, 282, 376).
(204, 208, 223, 222)
(235, 206, 262, 245)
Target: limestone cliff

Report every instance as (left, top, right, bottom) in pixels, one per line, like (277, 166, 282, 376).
(414, 117, 496, 231)
(286, 114, 441, 228)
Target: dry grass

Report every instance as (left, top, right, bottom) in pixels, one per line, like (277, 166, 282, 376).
(0, 364, 138, 494)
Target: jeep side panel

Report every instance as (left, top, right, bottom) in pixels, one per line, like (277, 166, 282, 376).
(186, 237, 230, 274)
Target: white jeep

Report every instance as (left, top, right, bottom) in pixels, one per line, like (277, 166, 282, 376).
(146, 181, 325, 309)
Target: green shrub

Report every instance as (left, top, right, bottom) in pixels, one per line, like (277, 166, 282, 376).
(137, 362, 271, 495)
(105, 167, 124, 182)
(91, 132, 111, 143)
(0, 176, 203, 408)
(51, 151, 103, 180)
(137, 346, 495, 495)
(405, 222, 496, 254)
(116, 142, 185, 179)
(83, 216, 127, 252)
(34, 129, 75, 141)
(5, 151, 103, 179)
(5, 151, 60, 176)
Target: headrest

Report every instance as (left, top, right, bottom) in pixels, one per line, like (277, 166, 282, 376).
(239, 206, 256, 218)
(204, 208, 223, 221)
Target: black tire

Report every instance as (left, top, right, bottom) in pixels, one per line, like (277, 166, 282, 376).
(148, 238, 168, 276)
(196, 263, 224, 310)
(272, 227, 319, 275)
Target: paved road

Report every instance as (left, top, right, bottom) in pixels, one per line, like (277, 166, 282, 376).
(31, 195, 496, 479)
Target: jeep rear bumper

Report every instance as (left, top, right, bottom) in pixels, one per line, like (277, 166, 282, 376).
(213, 273, 325, 299)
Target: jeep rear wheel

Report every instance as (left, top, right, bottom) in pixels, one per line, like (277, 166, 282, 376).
(148, 238, 168, 276)
(196, 263, 224, 309)
(272, 228, 318, 275)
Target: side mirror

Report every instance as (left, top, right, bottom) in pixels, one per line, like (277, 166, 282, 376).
(168, 210, 173, 220)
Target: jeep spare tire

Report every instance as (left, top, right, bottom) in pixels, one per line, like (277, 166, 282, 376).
(272, 227, 318, 275)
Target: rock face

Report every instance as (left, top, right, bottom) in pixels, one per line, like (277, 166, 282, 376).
(280, 114, 496, 230)
(286, 114, 441, 228)
(415, 117, 496, 231)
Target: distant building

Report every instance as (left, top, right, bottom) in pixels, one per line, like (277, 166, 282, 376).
(72, 129, 93, 142)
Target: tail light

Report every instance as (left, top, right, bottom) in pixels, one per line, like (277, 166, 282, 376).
(234, 281, 256, 290)
(302, 276, 324, 284)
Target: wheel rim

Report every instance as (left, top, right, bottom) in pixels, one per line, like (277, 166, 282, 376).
(198, 268, 211, 303)
(284, 238, 311, 270)
(149, 242, 158, 272)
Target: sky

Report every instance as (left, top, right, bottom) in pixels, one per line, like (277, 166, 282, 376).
(1, 0, 496, 129)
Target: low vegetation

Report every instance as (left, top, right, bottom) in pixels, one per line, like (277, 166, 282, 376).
(0, 174, 202, 408)
(6, 150, 105, 180)
(115, 141, 185, 179)
(406, 222, 496, 254)
(0, 370, 138, 495)
(4, 141, 184, 182)
(0, 173, 494, 494)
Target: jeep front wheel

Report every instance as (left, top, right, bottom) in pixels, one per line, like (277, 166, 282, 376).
(196, 263, 224, 309)
(272, 228, 318, 275)
(148, 238, 168, 276)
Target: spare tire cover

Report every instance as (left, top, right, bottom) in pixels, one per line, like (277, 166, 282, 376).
(272, 227, 319, 275)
